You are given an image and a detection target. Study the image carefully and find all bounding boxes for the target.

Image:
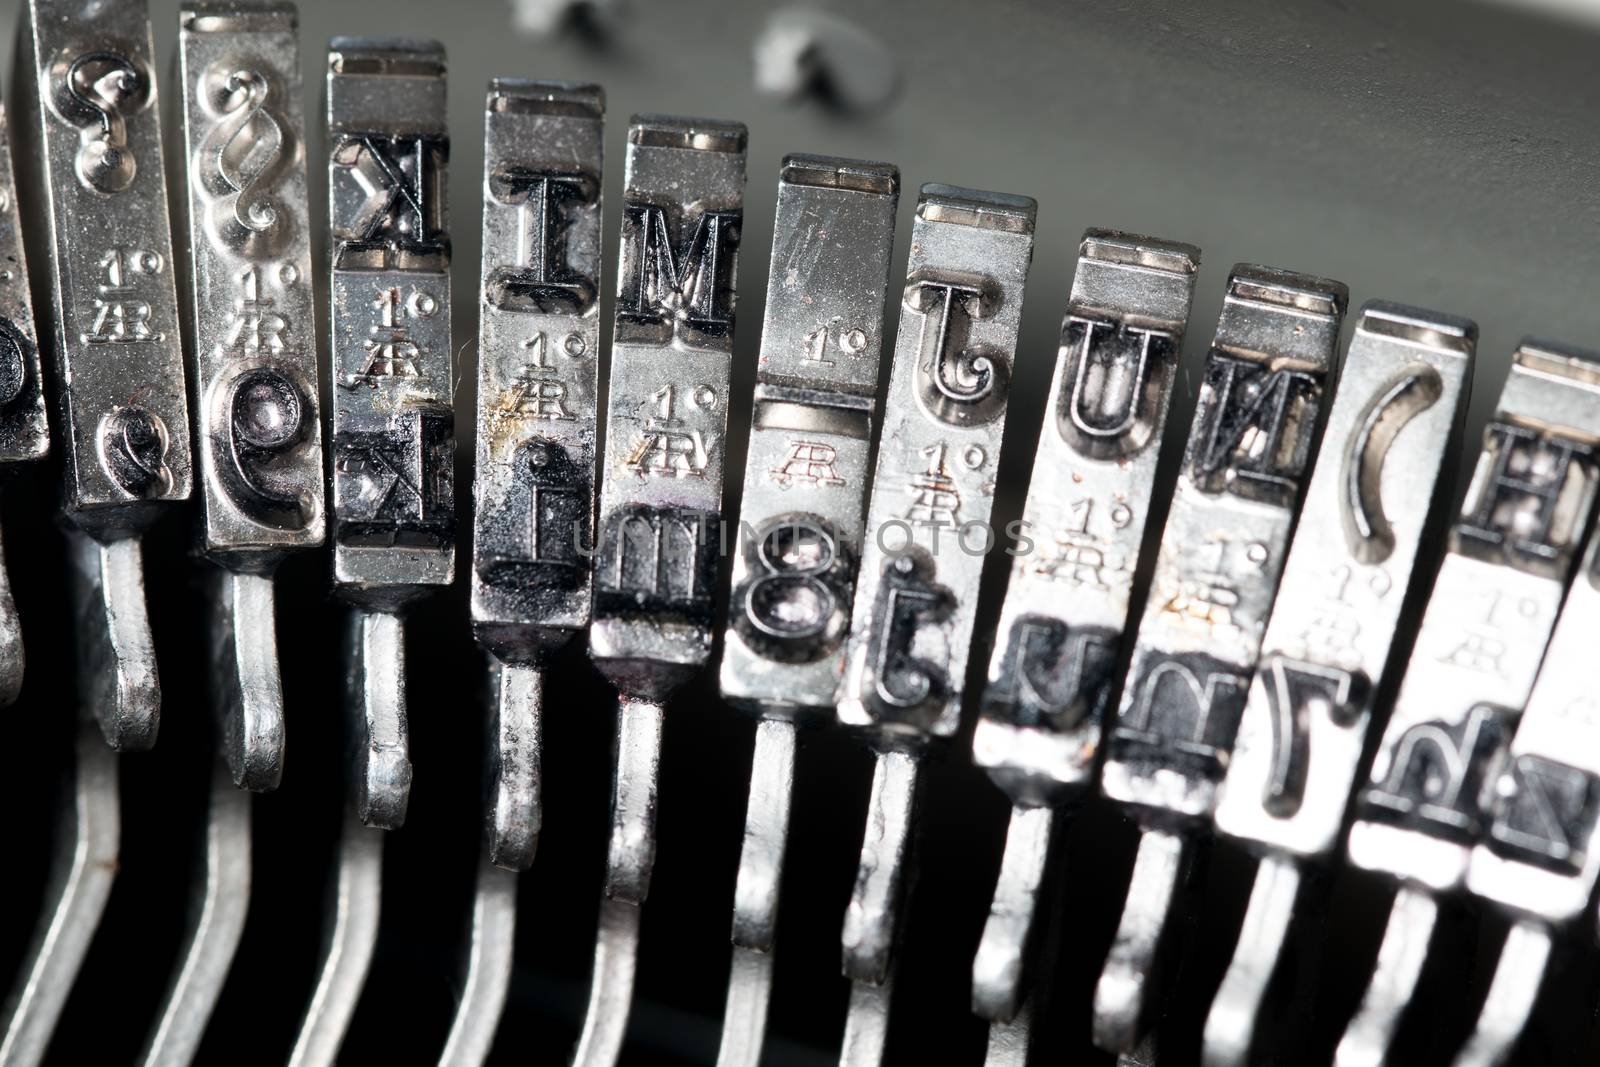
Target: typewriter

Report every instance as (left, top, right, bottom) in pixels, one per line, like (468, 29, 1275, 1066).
(2, 1, 1598, 1065)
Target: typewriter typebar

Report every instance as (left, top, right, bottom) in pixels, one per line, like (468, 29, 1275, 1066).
(578, 114, 747, 1067)
(2, 2, 188, 1062)
(284, 37, 454, 1067)
(130, 6, 325, 1065)
(970, 230, 1199, 1036)
(324, 37, 454, 831)
(1453, 528, 1600, 1067)
(15, 0, 192, 750)
(1093, 265, 1347, 1056)
(834, 183, 1037, 1064)
(174, 0, 322, 792)
(715, 154, 899, 1067)
(0, 35, 48, 710)
(470, 79, 604, 870)
(439, 79, 606, 1067)
(1201, 302, 1475, 1067)
(1337, 340, 1600, 1067)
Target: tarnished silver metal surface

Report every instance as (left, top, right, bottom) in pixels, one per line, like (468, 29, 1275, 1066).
(720, 155, 898, 719)
(715, 154, 898, 1066)
(325, 37, 454, 828)
(137, 764, 251, 1067)
(1201, 301, 1475, 1066)
(833, 183, 1035, 1060)
(0, 719, 118, 1067)
(969, 230, 1199, 1028)
(573, 113, 746, 1067)
(835, 183, 1037, 742)
(588, 113, 746, 699)
(1337, 339, 1600, 1065)
(470, 79, 604, 874)
(1093, 265, 1347, 1055)
(14, 0, 193, 749)
(176, 0, 322, 791)
(0, 79, 48, 708)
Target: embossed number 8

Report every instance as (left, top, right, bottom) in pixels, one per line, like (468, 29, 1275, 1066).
(738, 513, 851, 664)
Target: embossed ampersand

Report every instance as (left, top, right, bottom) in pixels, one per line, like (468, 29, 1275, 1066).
(51, 50, 151, 194)
(200, 65, 290, 255)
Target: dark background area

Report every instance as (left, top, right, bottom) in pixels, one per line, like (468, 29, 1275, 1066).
(4, 0, 1600, 1063)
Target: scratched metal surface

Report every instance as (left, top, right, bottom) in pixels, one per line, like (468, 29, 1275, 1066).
(0, 1, 1598, 1065)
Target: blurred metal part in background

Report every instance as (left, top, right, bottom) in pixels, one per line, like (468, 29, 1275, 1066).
(1338, 340, 1600, 1067)
(1093, 265, 1347, 1059)
(1202, 302, 1475, 1067)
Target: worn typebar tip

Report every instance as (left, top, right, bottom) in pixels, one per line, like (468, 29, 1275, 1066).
(918, 182, 1037, 232)
(1226, 263, 1349, 318)
(780, 154, 898, 195)
(181, 1, 297, 32)
(1356, 300, 1478, 352)
(1081, 229, 1201, 275)
(628, 114, 748, 153)
(488, 79, 604, 116)
(328, 36, 446, 70)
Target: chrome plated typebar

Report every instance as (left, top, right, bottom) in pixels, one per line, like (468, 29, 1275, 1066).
(835, 183, 1037, 1062)
(1200, 302, 1475, 1067)
(1093, 265, 1347, 1055)
(1336, 339, 1600, 1067)
(576, 114, 747, 1067)
(15, 0, 193, 749)
(1451, 529, 1600, 1067)
(715, 154, 899, 1067)
(138, 9, 321, 1063)
(325, 37, 454, 829)
(0, 75, 48, 708)
(175, 0, 322, 791)
(451, 79, 604, 1062)
(471, 78, 603, 867)
(970, 230, 1199, 1031)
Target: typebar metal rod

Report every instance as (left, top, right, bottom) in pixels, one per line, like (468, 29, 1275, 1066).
(1093, 828, 1189, 1052)
(972, 804, 1056, 1021)
(717, 716, 798, 1067)
(1334, 885, 1438, 1067)
(836, 747, 921, 1063)
(0, 718, 119, 1067)
(571, 697, 664, 1067)
(1448, 920, 1551, 1067)
(137, 763, 252, 1067)
(438, 858, 519, 1067)
(1200, 854, 1300, 1067)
